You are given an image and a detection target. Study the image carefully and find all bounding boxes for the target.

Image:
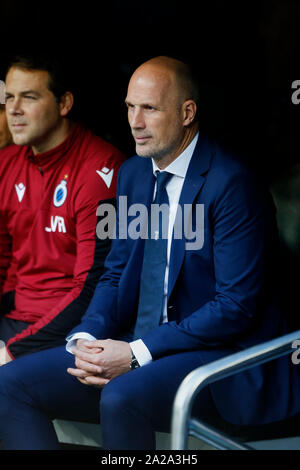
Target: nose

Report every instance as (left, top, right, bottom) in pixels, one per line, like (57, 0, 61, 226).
(7, 98, 23, 115)
(129, 106, 146, 130)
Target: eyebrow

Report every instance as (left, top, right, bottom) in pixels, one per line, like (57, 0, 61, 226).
(5, 90, 41, 97)
(125, 100, 157, 108)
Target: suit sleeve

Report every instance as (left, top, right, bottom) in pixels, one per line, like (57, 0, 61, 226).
(6, 151, 124, 359)
(141, 171, 280, 358)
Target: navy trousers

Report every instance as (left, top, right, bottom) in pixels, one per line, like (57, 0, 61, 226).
(0, 345, 219, 450)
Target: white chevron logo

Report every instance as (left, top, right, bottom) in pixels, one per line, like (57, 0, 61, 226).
(15, 182, 26, 202)
(96, 167, 114, 188)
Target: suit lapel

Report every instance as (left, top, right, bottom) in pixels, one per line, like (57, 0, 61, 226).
(131, 157, 155, 208)
(168, 134, 214, 299)
(126, 157, 155, 267)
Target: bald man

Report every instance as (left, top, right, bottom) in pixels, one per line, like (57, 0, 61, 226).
(0, 56, 297, 450)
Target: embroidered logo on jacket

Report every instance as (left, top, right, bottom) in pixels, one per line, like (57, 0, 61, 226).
(96, 167, 114, 188)
(53, 180, 68, 207)
(45, 216, 66, 233)
(15, 182, 26, 202)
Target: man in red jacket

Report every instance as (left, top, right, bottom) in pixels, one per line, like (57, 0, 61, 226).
(0, 55, 125, 364)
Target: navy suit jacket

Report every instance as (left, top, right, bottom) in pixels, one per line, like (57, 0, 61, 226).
(70, 134, 300, 426)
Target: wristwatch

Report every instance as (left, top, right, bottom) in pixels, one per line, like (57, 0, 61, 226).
(130, 349, 140, 370)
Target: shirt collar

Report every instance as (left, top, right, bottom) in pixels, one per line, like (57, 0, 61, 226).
(152, 132, 199, 178)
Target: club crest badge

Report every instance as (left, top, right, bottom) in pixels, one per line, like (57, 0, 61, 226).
(53, 180, 68, 207)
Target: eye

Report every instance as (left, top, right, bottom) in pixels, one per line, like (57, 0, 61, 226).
(24, 96, 37, 100)
(144, 105, 155, 111)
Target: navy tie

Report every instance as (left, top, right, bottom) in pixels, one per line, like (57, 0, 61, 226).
(134, 171, 173, 339)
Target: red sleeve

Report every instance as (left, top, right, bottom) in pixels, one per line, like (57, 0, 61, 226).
(0, 210, 12, 303)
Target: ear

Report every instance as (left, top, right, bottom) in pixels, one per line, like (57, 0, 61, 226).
(59, 91, 74, 117)
(182, 100, 197, 127)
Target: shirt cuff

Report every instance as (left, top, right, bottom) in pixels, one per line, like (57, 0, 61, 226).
(65, 332, 97, 354)
(130, 339, 152, 366)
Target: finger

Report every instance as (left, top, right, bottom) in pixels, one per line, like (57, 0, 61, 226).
(67, 367, 91, 379)
(75, 357, 103, 375)
(84, 341, 104, 351)
(77, 377, 92, 386)
(76, 341, 101, 353)
(84, 375, 109, 387)
(73, 348, 102, 365)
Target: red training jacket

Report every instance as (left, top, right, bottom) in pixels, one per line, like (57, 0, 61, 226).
(0, 123, 125, 358)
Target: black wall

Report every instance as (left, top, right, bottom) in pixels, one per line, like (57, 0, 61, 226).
(1, 0, 300, 180)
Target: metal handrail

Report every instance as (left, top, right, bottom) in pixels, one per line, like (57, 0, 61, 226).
(188, 418, 253, 450)
(171, 329, 300, 450)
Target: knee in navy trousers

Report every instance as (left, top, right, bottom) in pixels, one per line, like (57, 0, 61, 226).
(0, 346, 218, 450)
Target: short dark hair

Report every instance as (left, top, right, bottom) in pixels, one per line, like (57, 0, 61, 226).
(6, 54, 72, 103)
(174, 60, 200, 111)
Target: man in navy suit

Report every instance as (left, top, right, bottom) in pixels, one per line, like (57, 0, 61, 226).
(0, 56, 297, 450)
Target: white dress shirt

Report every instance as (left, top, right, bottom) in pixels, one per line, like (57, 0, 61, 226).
(66, 133, 199, 366)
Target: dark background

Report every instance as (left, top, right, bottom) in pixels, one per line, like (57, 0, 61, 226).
(1, 0, 300, 180)
(1, 1, 300, 323)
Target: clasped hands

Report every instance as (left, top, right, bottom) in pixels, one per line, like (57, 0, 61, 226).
(67, 338, 132, 388)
